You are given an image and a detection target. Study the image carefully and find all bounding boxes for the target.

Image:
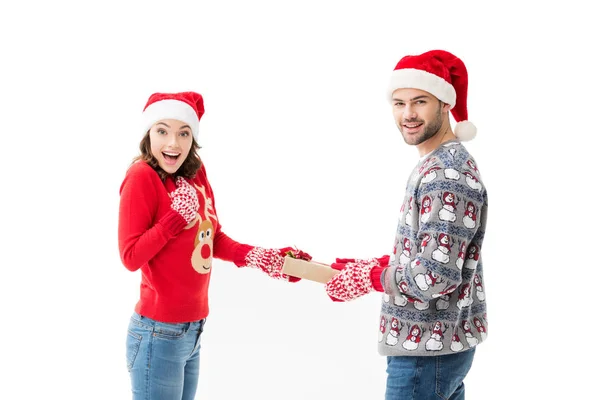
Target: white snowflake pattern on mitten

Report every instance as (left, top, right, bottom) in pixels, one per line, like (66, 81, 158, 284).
(170, 177, 199, 224)
(244, 247, 290, 280)
(325, 259, 379, 302)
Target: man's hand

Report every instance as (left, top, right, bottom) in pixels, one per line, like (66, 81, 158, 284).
(326, 259, 383, 302)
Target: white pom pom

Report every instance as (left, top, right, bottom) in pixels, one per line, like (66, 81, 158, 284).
(455, 121, 477, 141)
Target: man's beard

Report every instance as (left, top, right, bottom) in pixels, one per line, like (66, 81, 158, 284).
(399, 104, 443, 146)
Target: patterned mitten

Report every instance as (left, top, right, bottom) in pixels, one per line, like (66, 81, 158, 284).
(333, 255, 390, 269)
(243, 247, 307, 282)
(170, 177, 199, 224)
(326, 259, 385, 302)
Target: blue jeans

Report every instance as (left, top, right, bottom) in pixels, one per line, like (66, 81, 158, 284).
(385, 348, 476, 400)
(126, 312, 205, 400)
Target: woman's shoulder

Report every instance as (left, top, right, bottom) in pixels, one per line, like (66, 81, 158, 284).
(126, 160, 159, 179)
(120, 161, 163, 192)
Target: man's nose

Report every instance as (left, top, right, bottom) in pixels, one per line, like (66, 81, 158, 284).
(403, 105, 416, 119)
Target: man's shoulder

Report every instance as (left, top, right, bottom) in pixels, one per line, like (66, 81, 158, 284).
(412, 142, 486, 194)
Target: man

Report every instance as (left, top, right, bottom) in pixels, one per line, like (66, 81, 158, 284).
(325, 50, 488, 400)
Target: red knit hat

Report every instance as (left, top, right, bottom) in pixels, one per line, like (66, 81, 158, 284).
(388, 50, 476, 141)
(141, 91, 205, 139)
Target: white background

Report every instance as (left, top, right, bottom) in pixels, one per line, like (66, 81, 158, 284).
(1, 1, 599, 399)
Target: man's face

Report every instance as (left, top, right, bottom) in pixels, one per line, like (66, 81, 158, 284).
(391, 88, 449, 146)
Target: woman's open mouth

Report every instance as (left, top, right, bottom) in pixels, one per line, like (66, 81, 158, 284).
(162, 151, 181, 165)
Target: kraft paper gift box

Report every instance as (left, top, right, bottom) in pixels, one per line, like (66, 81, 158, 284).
(282, 256, 339, 283)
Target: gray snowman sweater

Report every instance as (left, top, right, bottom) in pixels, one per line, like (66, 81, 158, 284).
(378, 140, 488, 356)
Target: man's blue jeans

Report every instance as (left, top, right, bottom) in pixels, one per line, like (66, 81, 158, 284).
(126, 312, 205, 400)
(385, 348, 476, 400)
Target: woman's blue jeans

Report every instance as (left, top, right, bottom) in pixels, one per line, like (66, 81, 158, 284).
(385, 348, 476, 400)
(126, 312, 205, 400)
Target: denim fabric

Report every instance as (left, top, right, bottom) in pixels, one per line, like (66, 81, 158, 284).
(126, 312, 205, 400)
(385, 348, 475, 400)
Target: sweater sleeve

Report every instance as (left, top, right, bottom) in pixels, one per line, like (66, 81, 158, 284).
(118, 163, 187, 271)
(381, 171, 487, 302)
(213, 230, 253, 266)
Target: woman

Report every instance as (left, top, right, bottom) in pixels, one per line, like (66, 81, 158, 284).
(119, 91, 307, 400)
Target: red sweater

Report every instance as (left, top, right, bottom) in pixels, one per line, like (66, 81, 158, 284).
(118, 161, 253, 323)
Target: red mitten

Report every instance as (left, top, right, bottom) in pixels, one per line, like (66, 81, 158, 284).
(326, 259, 385, 302)
(335, 255, 390, 267)
(243, 247, 310, 282)
(170, 177, 199, 224)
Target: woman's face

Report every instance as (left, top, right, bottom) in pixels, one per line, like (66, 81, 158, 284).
(149, 119, 193, 174)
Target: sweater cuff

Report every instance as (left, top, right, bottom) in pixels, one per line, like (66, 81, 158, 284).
(159, 209, 188, 237)
(370, 266, 386, 292)
(233, 244, 254, 267)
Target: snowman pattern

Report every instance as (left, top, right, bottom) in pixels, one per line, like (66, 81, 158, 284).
(463, 171, 482, 192)
(466, 159, 480, 176)
(419, 234, 432, 254)
(399, 238, 412, 267)
(435, 294, 450, 310)
(462, 201, 477, 229)
(411, 234, 431, 269)
(393, 295, 407, 307)
(455, 241, 467, 270)
(438, 191, 458, 222)
(474, 274, 485, 301)
(425, 321, 448, 351)
(395, 280, 410, 307)
(456, 283, 474, 309)
(431, 233, 452, 264)
(414, 270, 440, 291)
(473, 317, 487, 341)
(385, 317, 401, 346)
(402, 325, 424, 350)
(414, 157, 435, 182)
(461, 320, 479, 348)
(414, 300, 430, 310)
(450, 332, 464, 352)
(379, 316, 387, 343)
(420, 195, 433, 223)
(444, 168, 460, 180)
(464, 243, 480, 270)
(422, 166, 441, 183)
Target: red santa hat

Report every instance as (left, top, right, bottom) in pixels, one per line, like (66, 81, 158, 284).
(141, 91, 205, 139)
(388, 50, 476, 141)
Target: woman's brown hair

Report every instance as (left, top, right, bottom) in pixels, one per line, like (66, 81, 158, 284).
(133, 131, 202, 181)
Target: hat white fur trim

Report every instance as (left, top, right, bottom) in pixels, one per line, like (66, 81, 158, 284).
(388, 68, 456, 107)
(141, 99, 199, 138)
